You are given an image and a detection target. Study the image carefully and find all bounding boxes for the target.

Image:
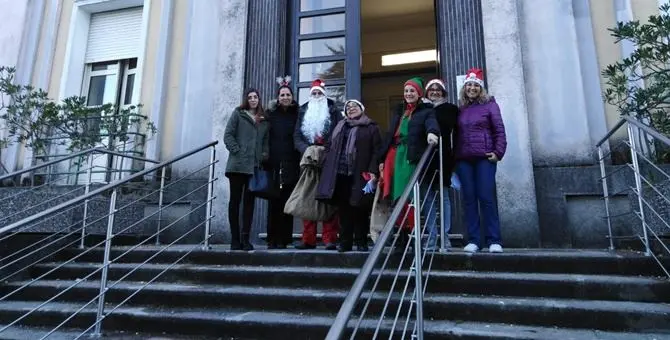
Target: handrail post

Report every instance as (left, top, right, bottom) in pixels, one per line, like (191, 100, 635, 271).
(597, 146, 615, 251)
(412, 182, 424, 340)
(155, 166, 167, 245)
(80, 154, 95, 249)
(627, 124, 651, 256)
(438, 137, 446, 252)
(93, 188, 117, 337)
(203, 146, 216, 250)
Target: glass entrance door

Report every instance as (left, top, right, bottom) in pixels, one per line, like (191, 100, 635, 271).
(291, 0, 361, 106)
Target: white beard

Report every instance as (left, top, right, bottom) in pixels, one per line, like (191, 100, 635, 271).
(301, 97, 330, 144)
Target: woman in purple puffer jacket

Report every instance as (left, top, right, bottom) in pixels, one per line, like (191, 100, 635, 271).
(454, 68, 507, 254)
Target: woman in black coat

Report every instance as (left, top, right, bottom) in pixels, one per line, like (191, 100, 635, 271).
(316, 99, 382, 252)
(265, 79, 301, 249)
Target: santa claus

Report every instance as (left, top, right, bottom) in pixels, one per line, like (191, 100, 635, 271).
(293, 79, 343, 250)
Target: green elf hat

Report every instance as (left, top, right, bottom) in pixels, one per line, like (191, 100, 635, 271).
(404, 77, 425, 97)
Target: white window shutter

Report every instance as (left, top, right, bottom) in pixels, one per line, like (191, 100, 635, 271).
(85, 7, 143, 63)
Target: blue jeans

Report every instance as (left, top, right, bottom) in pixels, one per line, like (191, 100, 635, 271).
(456, 159, 502, 247)
(422, 184, 452, 249)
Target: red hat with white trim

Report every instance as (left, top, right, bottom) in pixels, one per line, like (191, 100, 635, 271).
(310, 79, 326, 94)
(464, 68, 485, 87)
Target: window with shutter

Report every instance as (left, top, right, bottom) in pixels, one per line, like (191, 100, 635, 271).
(85, 7, 143, 63)
(76, 7, 144, 184)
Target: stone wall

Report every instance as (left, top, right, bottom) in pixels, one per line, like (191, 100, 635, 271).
(534, 164, 670, 249)
(639, 163, 670, 251)
(0, 178, 210, 245)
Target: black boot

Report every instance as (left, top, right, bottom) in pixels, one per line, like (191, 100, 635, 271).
(393, 229, 409, 255)
(229, 214, 242, 250)
(230, 234, 242, 251)
(242, 234, 254, 251)
(295, 242, 316, 250)
(356, 242, 369, 252)
(337, 243, 352, 253)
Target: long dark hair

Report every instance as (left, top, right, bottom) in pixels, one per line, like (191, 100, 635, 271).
(240, 88, 264, 114)
(277, 85, 293, 97)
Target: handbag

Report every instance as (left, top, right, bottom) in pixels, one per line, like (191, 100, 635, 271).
(248, 167, 279, 199)
(370, 187, 391, 244)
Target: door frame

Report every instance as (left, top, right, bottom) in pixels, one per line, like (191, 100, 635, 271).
(288, 0, 361, 105)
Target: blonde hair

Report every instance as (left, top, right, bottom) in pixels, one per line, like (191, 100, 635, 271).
(458, 84, 491, 107)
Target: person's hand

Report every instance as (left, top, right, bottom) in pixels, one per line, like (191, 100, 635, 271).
(486, 152, 499, 162)
(379, 163, 384, 174)
(427, 133, 439, 145)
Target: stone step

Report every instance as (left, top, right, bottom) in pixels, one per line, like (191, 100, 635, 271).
(0, 325, 211, 340)
(56, 246, 668, 276)
(254, 232, 466, 244)
(3, 280, 670, 332)
(29, 262, 670, 303)
(0, 301, 668, 339)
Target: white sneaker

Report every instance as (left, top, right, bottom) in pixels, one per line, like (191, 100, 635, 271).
(463, 243, 479, 253)
(489, 244, 503, 253)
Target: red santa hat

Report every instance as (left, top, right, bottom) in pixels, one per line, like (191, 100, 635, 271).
(310, 78, 326, 95)
(464, 68, 485, 87)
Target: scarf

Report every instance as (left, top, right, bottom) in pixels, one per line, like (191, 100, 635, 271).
(394, 102, 417, 140)
(331, 114, 372, 173)
(405, 103, 416, 117)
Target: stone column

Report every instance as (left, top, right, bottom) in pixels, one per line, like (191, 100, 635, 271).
(210, 0, 249, 242)
(244, 0, 288, 103)
(517, 0, 593, 166)
(22, 0, 61, 174)
(175, 1, 222, 175)
(481, 0, 540, 247)
(0, 0, 32, 175)
(573, 0, 609, 152)
(436, 0, 487, 102)
(244, 0, 289, 244)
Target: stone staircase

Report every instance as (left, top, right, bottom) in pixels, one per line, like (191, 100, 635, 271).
(0, 247, 668, 339)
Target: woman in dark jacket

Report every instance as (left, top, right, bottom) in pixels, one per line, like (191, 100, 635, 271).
(224, 88, 269, 251)
(265, 78, 301, 249)
(422, 78, 460, 251)
(316, 99, 382, 252)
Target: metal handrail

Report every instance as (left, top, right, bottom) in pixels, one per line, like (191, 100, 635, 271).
(0, 148, 102, 183)
(0, 146, 159, 183)
(326, 144, 436, 340)
(0, 141, 218, 236)
(596, 114, 669, 278)
(596, 115, 670, 147)
(0, 141, 218, 338)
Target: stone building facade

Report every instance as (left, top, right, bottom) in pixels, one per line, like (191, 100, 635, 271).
(0, 0, 666, 247)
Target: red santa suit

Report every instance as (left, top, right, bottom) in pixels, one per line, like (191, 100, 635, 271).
(293, 79, 344, 249)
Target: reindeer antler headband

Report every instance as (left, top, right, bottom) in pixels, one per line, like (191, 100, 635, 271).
(276, 75, 292, 87)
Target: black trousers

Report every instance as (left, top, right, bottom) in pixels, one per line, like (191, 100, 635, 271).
(267, 183, 296, 246)
(227, 173, 255, 244)
(335, 175, 370, 247)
